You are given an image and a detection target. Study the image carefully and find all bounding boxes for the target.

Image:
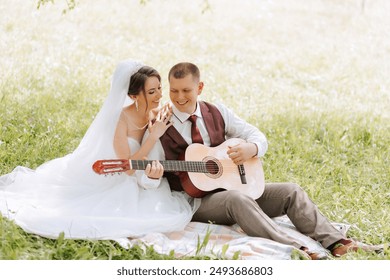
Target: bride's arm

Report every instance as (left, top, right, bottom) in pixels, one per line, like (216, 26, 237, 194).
(129, 105, 172, 161)
(135, 130, 166, 189)
(113, 106, 171, 176)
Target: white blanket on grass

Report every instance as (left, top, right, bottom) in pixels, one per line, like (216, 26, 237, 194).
(115, 216, 350, 260)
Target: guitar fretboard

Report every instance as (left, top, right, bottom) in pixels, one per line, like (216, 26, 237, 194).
(130, 160, 214, 174)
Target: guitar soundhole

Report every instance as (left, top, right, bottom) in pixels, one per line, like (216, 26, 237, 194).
(204, 157, 222, 178)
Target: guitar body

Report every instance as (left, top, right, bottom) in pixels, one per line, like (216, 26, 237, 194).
(177, 171, 208, 198)
(182, 138, 265, 199)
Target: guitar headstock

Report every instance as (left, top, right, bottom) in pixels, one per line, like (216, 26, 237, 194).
(92, 159, 130, 175)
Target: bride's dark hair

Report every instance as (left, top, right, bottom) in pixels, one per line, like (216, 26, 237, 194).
(128, 66, 161, 96)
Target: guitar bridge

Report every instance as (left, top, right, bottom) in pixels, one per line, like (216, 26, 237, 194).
(238, 164, 247, 184)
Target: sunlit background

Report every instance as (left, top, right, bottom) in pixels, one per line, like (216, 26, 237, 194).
(0, 0, 389, 260)
(1, 0, 389, 119)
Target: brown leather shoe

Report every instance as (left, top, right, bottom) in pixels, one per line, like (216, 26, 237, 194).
(331, 241, 384, 257)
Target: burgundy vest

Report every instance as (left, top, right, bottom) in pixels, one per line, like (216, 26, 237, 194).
(160, 101, 226, 192)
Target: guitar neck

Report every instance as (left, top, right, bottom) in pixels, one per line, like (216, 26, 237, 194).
(130, 160, 209, 173)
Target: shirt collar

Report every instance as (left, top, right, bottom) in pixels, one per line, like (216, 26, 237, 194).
(172, 101, 202, 123)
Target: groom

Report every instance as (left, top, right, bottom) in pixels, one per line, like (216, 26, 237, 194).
(138, 62, 376, 259)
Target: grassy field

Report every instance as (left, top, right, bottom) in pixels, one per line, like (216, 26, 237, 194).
(0, 0, 389, 260)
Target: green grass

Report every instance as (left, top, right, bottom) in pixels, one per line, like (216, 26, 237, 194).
(1, 0, 389, 260)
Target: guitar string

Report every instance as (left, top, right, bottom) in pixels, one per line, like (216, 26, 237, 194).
(131, 163, 243, 172)
(103, 165, 245, 173)
(105, 160, 242, 169)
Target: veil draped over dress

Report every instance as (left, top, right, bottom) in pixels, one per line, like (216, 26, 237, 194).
(0, 60, 195, 239)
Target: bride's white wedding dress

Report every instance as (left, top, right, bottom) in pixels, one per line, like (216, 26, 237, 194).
(0, 60, 195, 240)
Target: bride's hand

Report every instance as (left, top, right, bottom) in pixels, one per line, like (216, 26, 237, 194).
(145, 160, 164, 179)
(148, 105, 173, 139)
(148, 103, 172, 121)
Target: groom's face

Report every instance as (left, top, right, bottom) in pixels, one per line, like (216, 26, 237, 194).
(169, 74, 203, 114)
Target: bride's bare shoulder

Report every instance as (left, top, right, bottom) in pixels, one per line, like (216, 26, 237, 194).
(120, 106, 135, 121)
(121, 105, 132, 114)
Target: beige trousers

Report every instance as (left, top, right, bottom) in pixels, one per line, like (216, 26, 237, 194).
(192, 182, 345, 249)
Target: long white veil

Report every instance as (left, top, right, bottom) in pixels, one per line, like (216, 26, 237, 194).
(59, 59, 144, 187)
(0, 60, 194, 239)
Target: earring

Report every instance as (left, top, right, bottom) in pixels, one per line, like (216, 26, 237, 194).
(135, 100, 139, 112)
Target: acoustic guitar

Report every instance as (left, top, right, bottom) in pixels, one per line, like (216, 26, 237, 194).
(92, 138, 264, 199)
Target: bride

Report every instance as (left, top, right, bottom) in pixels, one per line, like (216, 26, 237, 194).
(0, 60, 196, 240)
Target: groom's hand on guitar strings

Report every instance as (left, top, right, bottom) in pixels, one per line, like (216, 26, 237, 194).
(145, 160, 164, 180)
(227, 142, 258, 165)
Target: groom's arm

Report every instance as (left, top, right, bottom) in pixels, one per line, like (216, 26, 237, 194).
(217, 102, 268, 157)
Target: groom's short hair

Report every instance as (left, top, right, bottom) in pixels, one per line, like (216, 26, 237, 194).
(168, 62, 200, 82)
